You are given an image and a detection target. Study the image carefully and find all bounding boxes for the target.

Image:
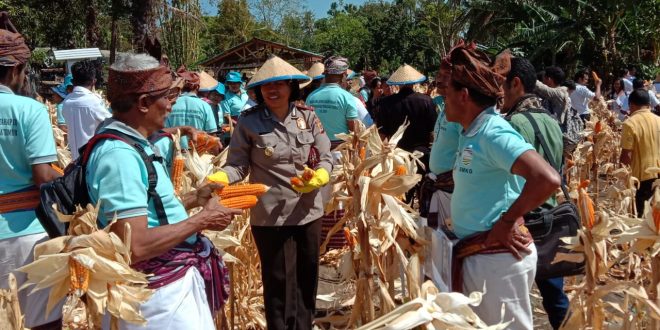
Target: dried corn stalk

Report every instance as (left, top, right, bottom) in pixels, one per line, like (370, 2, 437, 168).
(0, 274, 25, 330)
(558, 98, 660, 329)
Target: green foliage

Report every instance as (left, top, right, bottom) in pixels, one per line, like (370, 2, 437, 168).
(313, 12, 370, 67)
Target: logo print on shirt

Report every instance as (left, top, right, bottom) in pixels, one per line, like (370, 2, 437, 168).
(461, 146, 473, 166)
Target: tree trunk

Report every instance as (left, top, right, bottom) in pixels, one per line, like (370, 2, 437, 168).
(132, 0, 155, 52)
(85, 3, 101, 48)
(110, 17, 118, 64)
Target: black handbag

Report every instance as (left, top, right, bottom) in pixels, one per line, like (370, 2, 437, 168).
(520, 111, 585, 279)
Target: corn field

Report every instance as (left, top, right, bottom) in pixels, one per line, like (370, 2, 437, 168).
(5, 96, 659, 329)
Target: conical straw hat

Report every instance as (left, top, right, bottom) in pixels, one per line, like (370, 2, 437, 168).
(300, 62, 325, 88)
(198, 71, 219, 91)
(387, 64, 426, 86)
(247, 55, 311, 89)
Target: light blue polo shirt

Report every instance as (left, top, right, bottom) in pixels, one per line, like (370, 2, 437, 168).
(166, 93, 217, 148)
(429, 109, 462, 174)
(306, 83, 359, 141)
(86, 119, 194, 243)
(0, 85, 57, 239)
(451, 107, 534, 239)
(56, 103, 66, 125)
(433, 96, 445, 112)
(221, 90, 249, 117)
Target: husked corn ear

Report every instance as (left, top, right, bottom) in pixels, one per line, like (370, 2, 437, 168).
(189, 133, 220, 154)
(359, 146, 366, 160)
(394, 165, 407, 176)
(220, 195, 258, 209)
(52, 164, 64, 175)
(578, 180, 595, 229)
(302, 168, 315, 181)
(171, 155, 185, 194)
(69, 258, 89, 293)
(218, 184, 269, 199)
(290, 177, 304, 187)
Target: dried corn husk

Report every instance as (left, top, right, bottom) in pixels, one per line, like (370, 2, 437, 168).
(17, 204, 152, 327)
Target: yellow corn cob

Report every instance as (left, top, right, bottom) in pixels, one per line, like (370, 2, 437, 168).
(290, 177, 304, 187)
(395, 164, 407, 176)
(578, 180, 595, 229)
(218, 184, 269, 199)
(171, 155, 185, 194)
(302, 168, 315, 181)
(220, 195, 258, 209)
(359, 146, 366, 160)
(51, 164, 64, 175)
(69, 258, 89, 294)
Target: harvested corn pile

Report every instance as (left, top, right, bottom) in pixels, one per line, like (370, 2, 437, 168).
(17, 204, 152, 329)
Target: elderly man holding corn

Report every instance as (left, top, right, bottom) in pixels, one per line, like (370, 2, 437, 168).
(85, 53, 242, 329)
(441, 41, 561, 329)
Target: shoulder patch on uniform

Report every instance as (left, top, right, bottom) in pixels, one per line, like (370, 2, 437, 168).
(241, 104, 262, 116)
(296, 104, 315, 112)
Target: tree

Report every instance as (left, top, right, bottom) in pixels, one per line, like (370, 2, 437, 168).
(250, 0, 303, 31)
(200, 0, 255, 60)
(158, 0, 204, 68)
(313, 12, 370, 68)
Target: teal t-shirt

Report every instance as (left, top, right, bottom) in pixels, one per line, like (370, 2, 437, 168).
(86, 119, 194, 243)
(433, 96, 445, 112)
(165, 93, 217, 148)
(0, 86, 57, 239)
(56, 102, 66, 125)
(221, 91, 249, 117)
(429, 109, 462, 174)
(451, 107, 534, 239)
(306, 83, 359, 141)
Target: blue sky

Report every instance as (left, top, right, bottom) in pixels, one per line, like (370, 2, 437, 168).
(202, 0, 370, 18)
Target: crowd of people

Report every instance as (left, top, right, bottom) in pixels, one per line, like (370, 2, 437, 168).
(1, 10, 660, 330)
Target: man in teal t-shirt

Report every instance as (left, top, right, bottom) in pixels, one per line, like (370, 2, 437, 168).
(441, 42, 561, 330)
(165, 70, 217, 149)
(306, 56, 358, 145)
(0, 15, 62, 328)
(90, 54, 241, 328)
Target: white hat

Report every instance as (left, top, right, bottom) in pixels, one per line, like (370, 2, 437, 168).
(198, 71, 219, 92)
(387, 64, 426, 86)
(247, 55, 311, 89)
(300, 62, 325, 88)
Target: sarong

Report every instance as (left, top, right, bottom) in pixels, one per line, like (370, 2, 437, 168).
(133, 235, 229, 314)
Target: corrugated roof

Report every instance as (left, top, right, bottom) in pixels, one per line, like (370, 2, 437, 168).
(52, 48, 102, 61)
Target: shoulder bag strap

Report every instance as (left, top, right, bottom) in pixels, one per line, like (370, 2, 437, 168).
(519, 111, 571, 199)
(93, 129, 169, 226)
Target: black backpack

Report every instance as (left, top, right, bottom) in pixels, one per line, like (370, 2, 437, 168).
(36, 129, 169, 238)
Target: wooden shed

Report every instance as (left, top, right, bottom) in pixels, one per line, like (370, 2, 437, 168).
(198, 38, 323, 79)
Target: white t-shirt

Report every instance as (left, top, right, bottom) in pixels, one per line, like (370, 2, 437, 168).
(648, 90, 660, 108)
(569, 84, 595, 115)
(62, 86, 111, 159)
(353, 96, 373, 127)
(623, 78, 633, 93)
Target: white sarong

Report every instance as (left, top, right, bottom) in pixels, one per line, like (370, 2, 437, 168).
(0, 233, 64, 328)
(113, 267, 215, 330)
(462, 244, 537, 330)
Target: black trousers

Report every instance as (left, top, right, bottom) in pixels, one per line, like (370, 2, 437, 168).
(636, 179, 657, 217)
(251, 219, 321, 330)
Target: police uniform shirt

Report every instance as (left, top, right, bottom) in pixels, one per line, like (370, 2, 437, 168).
(222, 104, 333, 226)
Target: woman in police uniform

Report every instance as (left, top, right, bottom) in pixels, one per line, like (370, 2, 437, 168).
(209, 56, 332, 330)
